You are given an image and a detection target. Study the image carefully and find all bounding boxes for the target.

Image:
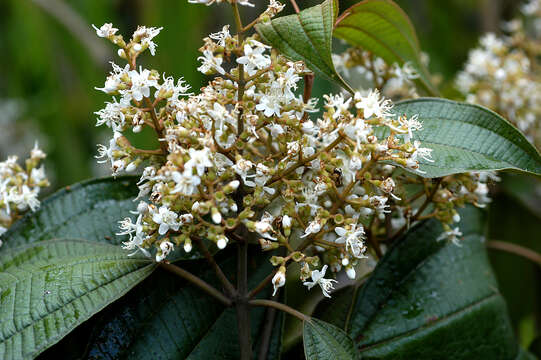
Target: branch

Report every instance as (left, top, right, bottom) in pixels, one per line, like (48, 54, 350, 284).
(249, 299, 309, 322)
(159, 262, 232, 306)
(193, 236, 236, 296)
(487, 241, 541, 267)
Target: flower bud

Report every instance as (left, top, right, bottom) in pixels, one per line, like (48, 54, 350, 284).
(211, 207, 222, 224)
(216, 235, 228, 249)
(272, 266, 286, 296)
(184, 239, 192, 253)
(346, 267, 356, 280)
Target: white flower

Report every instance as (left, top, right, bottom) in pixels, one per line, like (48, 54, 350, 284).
(185, 148, 213, 176)
(370, 195, 390, 214)
(209, 25, 231, 47)
(171, 171, 201, 195)
(343, 118, 372, 145)
(132, 26, 163, 56)
(254, 212, 276, 240)
(9, 185, 39, 212)
(354, 89, 393, 118)
(95, 98, 126, 130)
(300, 218, 323, 238)
(232, 158, 255, 186)
(437, 227, 463, 246)
(380, 178, 401, 201)
(155, 76, 191, 101)
(152, 206, 181, 235)
(156, 241, 174, 262)
(93, 23, 118, 38)
(96, 62, 129, 94)
(30, 142, 46, 160)
(334, 223, 367, 258)
(197, 50, 225, 75)
(411, 141, 433, 162)
(324, 93, 352, 119)
(303, 265, 337, 298)
(124, 67, 159, 102)
(256, 91, 282, 117)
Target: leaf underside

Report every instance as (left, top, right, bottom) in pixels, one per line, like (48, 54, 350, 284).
(0, 239, 155, 360)
(391, 98, 541, 178)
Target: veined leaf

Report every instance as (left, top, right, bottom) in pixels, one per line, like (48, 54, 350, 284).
(303, 318, 358, 360)
(334, 0, 438, 95)
(0, 176, 138, 249)
(391, 98, 541, 178)
(314, 206, 520, 359)
(0, 239, 156, 360)
(72, 251, 283, 359)
(255, 0, 353, 93)
(0, 176, 202, 261)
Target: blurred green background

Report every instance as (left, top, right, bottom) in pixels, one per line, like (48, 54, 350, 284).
(1, 0, 539, 353)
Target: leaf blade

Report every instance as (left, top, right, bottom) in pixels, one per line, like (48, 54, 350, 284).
(255, 0, 353, 93)
(80, 251, 283, 359)
(303, 318, 358, 360)
(344, 206, 519, 359)
(334, 0, 437, 95)
(0, 239, 155, 360)
(391, 98, 541, 178)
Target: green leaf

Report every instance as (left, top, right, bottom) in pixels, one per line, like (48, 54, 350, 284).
(329, 206, 519, 359)
(303, 318, 358, 360)
(391, 98, 541, 178)
(0, 176, 202, 261)
(334, 0, 438, 95)
(0, 239, 156, 360)
(78, 251, 283, 359)
(0, 176, 138, 249)
(255, 0, 353, 93)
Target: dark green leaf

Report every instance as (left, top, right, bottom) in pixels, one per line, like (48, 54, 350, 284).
(0, 176, 202, 261)
(391, 98, 541, 178)
(0, 239, 155, 359)
(81, 250, 283, 359)
(255, 0, 353, 93)
(1, 176, 138, 249)
(342, 206, 519, 359)
(303, 318, 358, 360)
(334, 0, 438, 95)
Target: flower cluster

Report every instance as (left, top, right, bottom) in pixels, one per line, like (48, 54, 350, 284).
(92, 1, 495, 298)
(456, 0, 541, 147)
(333, 47, 423, 100)
(0, 143, 49, 240)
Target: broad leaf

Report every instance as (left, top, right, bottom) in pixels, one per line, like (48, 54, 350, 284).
(313, 207, 521, 359)
(303, 318, 358, 360)
(0, 176, 138, 249)
(0, 239, 155, 360)
(0, 176, 202, 261)
(76, 251, 283, 359)
(391, 98, 541, 178)
(334, 0, 437, 95)
(255, 0, 353, 93)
